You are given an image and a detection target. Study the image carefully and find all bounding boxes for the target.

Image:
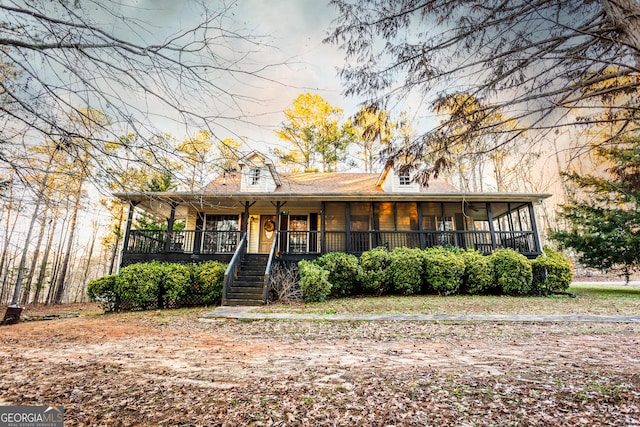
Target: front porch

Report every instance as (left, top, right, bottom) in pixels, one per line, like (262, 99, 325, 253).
(121, 227, 541, 265)
(115, 192, 548, 305)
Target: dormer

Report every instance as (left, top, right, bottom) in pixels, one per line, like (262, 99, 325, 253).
(376, 164, 422, 192)
(237, 151, 281, 192)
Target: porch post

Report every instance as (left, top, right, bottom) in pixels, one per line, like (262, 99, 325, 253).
(507, 203, 515, 231)
(274, 201, 282, 253)
(164, 202, 177, 252)
(119, 200, 140, 270)
(486, 202, 497, 252)
(528, 202, 543, 254)
(275, 201, 281, 228)
(371, 202, 376, 249)
(193, 212, 204, 255)
(345, 202, 351, 253)
(243, 202, 250, 232)
(321, 202, 326, 254)
(417, 202, 425, 249)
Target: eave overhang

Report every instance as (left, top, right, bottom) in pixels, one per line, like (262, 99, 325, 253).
(113, 190, 551, 218)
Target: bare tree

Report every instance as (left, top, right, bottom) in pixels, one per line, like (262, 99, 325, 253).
(326, 0, 640, 183)
(0, 0, 282, 186)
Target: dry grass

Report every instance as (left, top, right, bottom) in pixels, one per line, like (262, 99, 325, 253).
(260, 283, 640, 316)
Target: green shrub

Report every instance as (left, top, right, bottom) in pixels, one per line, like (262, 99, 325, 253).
(115, 261, 165, 309)
(314, 252, 360, 297)
(531, 248, 573, 295)
(162, 263, 192, 305)
(389, 247, 424, 295)
(358, 247, 392, 295)
(194, 261, 226, 305)
(459, 250, 494, 295)
(491, 248, 533, 296)
(298, 260, 332, 302)
(87, 274, 119, 312)
(423, 247, 465, 295)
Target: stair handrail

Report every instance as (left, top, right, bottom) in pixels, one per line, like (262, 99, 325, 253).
(222, 232, 247, 305)
(263, 231, 279, 303)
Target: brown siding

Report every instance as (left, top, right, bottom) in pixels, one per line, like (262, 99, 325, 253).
(396, 202, 418, 231)
(325, 202, 346, 231)
(376, 202, 395, 230)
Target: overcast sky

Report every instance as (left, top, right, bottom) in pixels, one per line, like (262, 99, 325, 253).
(232, 0, 358, 147)
(117, 0, 360, 151)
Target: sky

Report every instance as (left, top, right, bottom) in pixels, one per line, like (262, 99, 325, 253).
(117, 0, 364, 153)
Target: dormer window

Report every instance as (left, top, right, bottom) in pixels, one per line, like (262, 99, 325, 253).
(249, 168, 260, 185)
(399, 171, 411, 186)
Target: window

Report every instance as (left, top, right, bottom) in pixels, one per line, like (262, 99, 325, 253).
(203, 214, 239, 253)
(249, 168, 260, 185)
(398, 171, 411, 186)
(288, 215, 308, 253)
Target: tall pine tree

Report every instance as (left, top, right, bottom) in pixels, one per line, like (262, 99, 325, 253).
(552, 138, 640, 283)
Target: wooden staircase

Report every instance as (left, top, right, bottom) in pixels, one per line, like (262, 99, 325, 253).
(224, 254, 268, 306)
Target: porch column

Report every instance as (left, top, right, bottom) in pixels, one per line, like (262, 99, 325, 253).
(274, 202, 281, 228)
(528, 202, 543, 254)
(345, 202, 351, 253)
(119, 200, 140, 270)
(507, 203, 515, 231)
(164, 202, 177, 252)
(193, 212, 204, 255)
(417, 202, 425, 249)
(243, 202, 251, 233)
(274, 201, 282, 253)
(321, 202, 326, 254)
(486, 202, 497, 251)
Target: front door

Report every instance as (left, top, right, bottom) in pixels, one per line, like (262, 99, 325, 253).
(259, 215, 277, 253)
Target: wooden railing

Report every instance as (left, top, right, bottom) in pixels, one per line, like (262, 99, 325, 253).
(263, 232, 279, 302)
(277, 230, 538, 256)
(222, 232, 247, 305)
(126, 230, 243, 254)
(125, 229, 539, 257)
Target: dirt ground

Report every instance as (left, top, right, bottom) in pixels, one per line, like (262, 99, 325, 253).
(0, 304, 638, 426)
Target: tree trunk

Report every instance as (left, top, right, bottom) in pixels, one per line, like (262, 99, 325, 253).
(0, 184, 22, 301)
(12, 194, 46, 305)
(21, 207, 48, 305)
(78, 221, 98, 303)
(52, 181, 83, 304)
(46, 206, 70, 304)
(32, 215, 57, 304)
(600, 0, 640, 65)
(108, 206, 124, 275)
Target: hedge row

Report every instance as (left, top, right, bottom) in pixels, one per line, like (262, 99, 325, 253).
(87, 261, 227, 312)
(298, 247, 572, 302)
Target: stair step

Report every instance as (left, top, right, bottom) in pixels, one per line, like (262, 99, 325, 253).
(230, 290, 262, 296)
(227, 292, 264, 300)
(223, 254, 269, 306)
(237, 278, 263, 283)
(225, 299, 264, 307)
(233, 283, 263, 290)
(239, 269, 264, 273)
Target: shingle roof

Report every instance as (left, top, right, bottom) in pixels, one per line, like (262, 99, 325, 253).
(202, 172, 459, 194)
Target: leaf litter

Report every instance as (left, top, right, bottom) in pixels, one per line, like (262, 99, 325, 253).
(0, 307, 638, 426)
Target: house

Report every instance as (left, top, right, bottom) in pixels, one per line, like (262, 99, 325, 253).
(113, 151, 550, 305)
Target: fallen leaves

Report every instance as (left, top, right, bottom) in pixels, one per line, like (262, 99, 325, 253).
(0, 311, 638, 426)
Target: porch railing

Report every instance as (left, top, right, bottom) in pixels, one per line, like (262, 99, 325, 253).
(263, 232, 279, 302)
(124, 228, 539, 257)
(278, 230, 538, 256)
(125, 229, 243, 254)
(222, 232, 247, 305)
